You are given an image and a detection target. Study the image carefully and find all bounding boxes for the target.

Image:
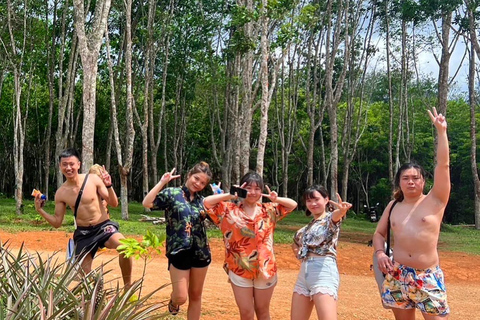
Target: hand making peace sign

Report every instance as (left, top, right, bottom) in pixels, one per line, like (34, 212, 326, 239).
(100, 165, 113, 187)
(330, 193, 352, 222)
(160, 168, 181, 184)
(262, 185, 278, 203)
(427, 107, 447, 133)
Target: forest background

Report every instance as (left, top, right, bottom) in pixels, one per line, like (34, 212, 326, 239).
(1, 0, 480, 227)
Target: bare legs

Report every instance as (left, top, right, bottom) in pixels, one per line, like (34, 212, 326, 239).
(290, 292, 314, 320)
(105, 232, 133, 288)
(231, 283, 276, 320)
(291, 292, 337, 320)
(169, 265, 209, 320)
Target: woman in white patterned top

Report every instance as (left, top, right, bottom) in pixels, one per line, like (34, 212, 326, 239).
(290, 185, 352, 320)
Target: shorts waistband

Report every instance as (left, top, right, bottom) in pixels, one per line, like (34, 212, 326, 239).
(393, 261, 440, 273)
(304, 255, 336, 261)
(76, 219, 111, 230)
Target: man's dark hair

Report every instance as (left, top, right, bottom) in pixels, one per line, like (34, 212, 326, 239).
(59, 148, 81, 162)
(393, 162, 426, 201)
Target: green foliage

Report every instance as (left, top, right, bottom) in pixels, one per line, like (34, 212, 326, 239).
(1, 0, 479, 229)
(297, 4, 320, 28)
(117, 230, 165, 260)
(418, 0, 463, 19)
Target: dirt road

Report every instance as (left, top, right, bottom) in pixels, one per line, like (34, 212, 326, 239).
(0, 230, 478, 319)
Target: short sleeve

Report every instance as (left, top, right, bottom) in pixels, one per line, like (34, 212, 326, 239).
(151, 188, 173, 210)
(328, 212, 342, 231)
(206, 201, 230, 225)
(264, 202, 293, 222)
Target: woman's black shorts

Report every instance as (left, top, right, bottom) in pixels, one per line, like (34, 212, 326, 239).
(168, 247, 211, 270)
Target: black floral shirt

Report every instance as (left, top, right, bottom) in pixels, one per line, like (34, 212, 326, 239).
(152, 185, 211, 261)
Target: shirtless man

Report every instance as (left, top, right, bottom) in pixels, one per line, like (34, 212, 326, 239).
(373, 107, 450, 319)
(34, 148, 132, 288)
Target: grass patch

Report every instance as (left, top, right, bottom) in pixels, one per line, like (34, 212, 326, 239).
(0, 199, 479, 254)
(439, 224, 480, 255)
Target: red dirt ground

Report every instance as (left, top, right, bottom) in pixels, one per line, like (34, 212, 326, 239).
(0, 229, 478, 319)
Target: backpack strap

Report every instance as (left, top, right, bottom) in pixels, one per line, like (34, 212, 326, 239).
(74, 174, 89, 220)
(385, 200, 398, 255)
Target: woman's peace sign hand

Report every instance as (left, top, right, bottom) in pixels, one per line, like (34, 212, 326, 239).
(262, 185, 278, 203)
(330, 193, 352, 222)
(160, 168, 181, 184)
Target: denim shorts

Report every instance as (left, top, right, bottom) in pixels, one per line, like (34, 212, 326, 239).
(293, 255, 339, 300)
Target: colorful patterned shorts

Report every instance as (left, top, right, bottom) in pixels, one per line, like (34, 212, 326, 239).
(381, 262, 449, 315)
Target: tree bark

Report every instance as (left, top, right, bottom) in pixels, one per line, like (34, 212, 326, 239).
(119, 0, 135, 220)
(340, 1, 375, 200)
(467, 20, 480, 229)
(73, 0, 112, 171)
(44, 0, 59, 197)
(150, 0, 174, 183)
(6, 0, 28, 215)
(436, 11, 452, 116)
(385, 0, 395, 186)
(256, 0, 270, 176)
(324, 0, 351, 199)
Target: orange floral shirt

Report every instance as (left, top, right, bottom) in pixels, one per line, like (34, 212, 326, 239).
(207, 201, 293, 279)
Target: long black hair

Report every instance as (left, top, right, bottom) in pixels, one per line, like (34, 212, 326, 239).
(393, 162, 426, 201)
(302, 185, 333, 216)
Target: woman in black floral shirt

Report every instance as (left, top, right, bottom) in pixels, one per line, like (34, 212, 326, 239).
(143, 162, 212, 319)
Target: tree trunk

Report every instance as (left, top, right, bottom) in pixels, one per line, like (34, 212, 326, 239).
(278, 48, 297, 197)
(467, 1, 480, 229)
(80, 55, 98, 170)
(44, 0, 59, 197)
(324, 0, 351, 199)
(73, 0, 112, 171)
(238, 0, 258, 178)
(306, 32, 324, 187)
(340, 2, 375, 200)
(384, 0, 395, 186)
(56, 33, 79, 187)
(150, 0, 174, 183)
(13, 69, 25, 215)
(6, 0, 28, 215)
(104, 0, 134, 220)
(436, 11, 452, 116)
(468, 40, 480, 229)
(256, 0, 269, 176)
(119, 0, 135, 220)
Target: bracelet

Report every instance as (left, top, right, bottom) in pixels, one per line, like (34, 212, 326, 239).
(106, 185, 112, 189)
(374, 249, 384, 255)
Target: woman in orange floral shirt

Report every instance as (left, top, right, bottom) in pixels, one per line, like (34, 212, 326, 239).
(204, 172, 297, 320)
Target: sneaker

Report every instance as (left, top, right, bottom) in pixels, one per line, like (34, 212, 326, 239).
(168, 299, 179, 315)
